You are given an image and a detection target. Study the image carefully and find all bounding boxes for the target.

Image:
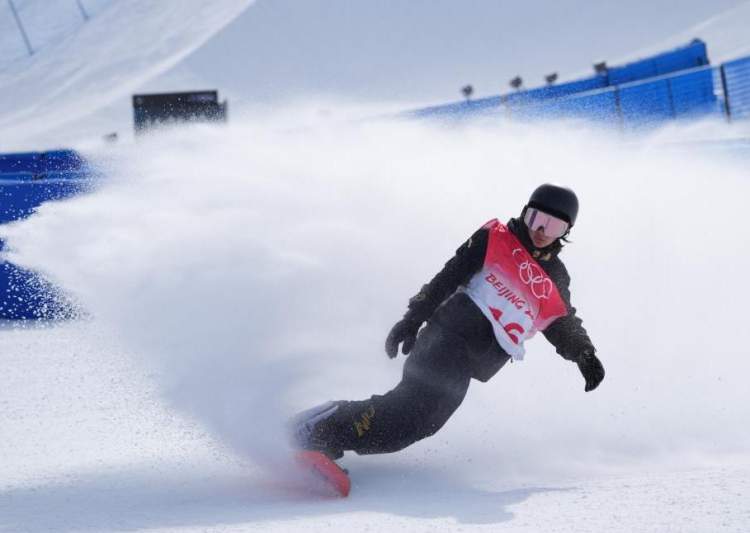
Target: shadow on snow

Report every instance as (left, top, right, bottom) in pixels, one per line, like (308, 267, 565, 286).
(0, 461, 574, 531)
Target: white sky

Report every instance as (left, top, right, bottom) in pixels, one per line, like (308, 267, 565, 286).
(181, 0, 747, 106)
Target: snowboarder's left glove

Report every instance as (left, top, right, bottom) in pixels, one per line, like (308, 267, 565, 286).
(385, 318, 421, 358)
(577, 350, 605, 392)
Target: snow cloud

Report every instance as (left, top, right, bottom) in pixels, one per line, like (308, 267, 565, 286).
(2, 110, 749, 482)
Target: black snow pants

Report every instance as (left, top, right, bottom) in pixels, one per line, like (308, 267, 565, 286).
(326, 294, 511, 454)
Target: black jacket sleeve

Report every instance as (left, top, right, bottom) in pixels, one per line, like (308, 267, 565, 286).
(541, 260, 596, 362)
(403, 227, 488, 324)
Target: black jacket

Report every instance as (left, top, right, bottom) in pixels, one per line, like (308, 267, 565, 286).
(403, 217, 596, 381)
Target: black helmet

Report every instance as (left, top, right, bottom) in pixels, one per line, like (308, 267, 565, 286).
(526, 183, 579, 226)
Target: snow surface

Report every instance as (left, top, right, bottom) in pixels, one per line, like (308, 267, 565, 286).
(1, 2, 750, 532)
(626, 0, 750, 64)
(2, 115, 750, 532)
(564, 1, 750, 82)
(0, 0, 254, 150)
(5, 1, 750, 151)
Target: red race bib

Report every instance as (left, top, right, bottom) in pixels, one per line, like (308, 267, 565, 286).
(463, 219, 567, 360)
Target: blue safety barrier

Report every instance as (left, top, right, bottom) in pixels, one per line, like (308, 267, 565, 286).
(617, 66, 719, 126)
(721, 56, 750, 121)
(507, 88, 619, 123)
(411, 95, 503, 119)
(411, 77, 611, 119)
(409, 42, 750, 128)
(0, 171, 88, 224)
(0, 149, 84, 174)
(667, 67, 721, 118)
(412, 40, 712, 121)
(607, 39, 709, 85)
(0, 261, 73, 320)
(0, 150, 90, 319)
(503, 76, 607, 106)
(495, 65, 719, 128)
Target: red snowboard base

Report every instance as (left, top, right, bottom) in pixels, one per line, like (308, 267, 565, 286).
(295, 450, 351, 498)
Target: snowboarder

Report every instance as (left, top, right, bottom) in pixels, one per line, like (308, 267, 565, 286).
(293, 183, 605, 460)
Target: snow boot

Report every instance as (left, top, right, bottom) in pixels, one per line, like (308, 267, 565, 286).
(290, 401, 345, 460)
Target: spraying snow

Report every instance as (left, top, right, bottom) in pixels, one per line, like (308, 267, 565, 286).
(1, 1, 749, 530)
(2, 112, 749, 482)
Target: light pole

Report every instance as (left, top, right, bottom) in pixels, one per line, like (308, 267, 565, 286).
(509, 76, 523, 91)
(7, 0, 33, 56)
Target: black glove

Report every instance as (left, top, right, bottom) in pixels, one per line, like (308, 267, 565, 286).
(385, 318, 421, 359)
(577, 350, 605, 392)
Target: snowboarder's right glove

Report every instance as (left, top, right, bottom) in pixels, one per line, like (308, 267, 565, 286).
(385, 318, 421, 358)
(577, 350, 605, 392)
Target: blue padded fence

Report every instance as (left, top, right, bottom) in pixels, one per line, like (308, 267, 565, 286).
(412, 95, 503, 119)
(412, 76, 614, 120)
(722, 56, 750, 121)
(607, 40, 709, 85)
(0, 149, 84, 175)
(411, 40, 714, 122)
(409, 40, 750, 128)
(498, 65, 720, 128)
(503, 76, 607, 106)
(0, 150, 90, 319)
(618, 66, 719, 126)
(667, 67, 720, 118)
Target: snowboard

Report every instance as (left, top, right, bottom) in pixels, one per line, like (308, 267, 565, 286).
(295, 450, 351, 498)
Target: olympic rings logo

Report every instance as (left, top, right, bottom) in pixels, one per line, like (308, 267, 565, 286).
(511, 248, 553, 299)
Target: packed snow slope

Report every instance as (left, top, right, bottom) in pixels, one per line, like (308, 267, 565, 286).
(4, 0, 750, 151)
(1, 1, 750, 531)
(563, 1, 750, 81)
(177, 0, 747, 106)
(0, 0, 253, 149)
(628, 0, 750, 63)
(1, 112, 749, 532)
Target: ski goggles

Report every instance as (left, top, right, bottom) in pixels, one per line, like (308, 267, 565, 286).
(523, 207, 570, 239)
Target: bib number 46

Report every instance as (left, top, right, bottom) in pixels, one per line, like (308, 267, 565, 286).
(489, 307, 525, 344)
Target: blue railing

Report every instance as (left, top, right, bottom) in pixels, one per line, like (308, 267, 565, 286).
(410, 40, 749, 128)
